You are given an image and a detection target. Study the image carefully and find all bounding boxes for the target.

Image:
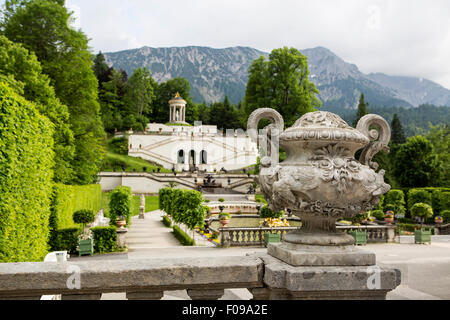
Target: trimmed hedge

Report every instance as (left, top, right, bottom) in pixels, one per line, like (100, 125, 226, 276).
(159, 188, 207, 230)
(0, 83, 54, 263)
(162, 215, 172, 228)
(49, 228, 80, 254)
(172, 225, 195, 246)
(109, 186, 133, 226)
(91, 227, 117, 254)
(50, 184, 102, 231)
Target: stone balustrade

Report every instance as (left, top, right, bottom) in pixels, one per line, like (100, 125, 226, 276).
(215, 225, 397, 247)
(218, 227, 298, 247)
(0, 256, 263, 300)
(336, 225, 396, 243)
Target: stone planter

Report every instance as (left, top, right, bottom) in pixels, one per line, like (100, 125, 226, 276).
(384, 217, 394, 224)
(349, 230, 367, 245)
(264, 232, 281, 247)
(78, 239, 94, 257)
(219, 219, 229, 227)
(116, 220, 126, 229)
(415, 229, 431, 244)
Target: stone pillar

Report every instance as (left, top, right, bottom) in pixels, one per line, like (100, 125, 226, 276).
(117, 228, 128, 249)
(187, 289, 224, 300)
(170, 106, 172, 122)
(139, 194, 145, 219)
(221, 229, 230, 248)
(126, 291, 164, 300)
(386, 226, 396, 243)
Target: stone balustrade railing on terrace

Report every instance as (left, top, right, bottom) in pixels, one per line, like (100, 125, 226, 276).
(0, 256, 263, 300)
(213, 224, 397, 247)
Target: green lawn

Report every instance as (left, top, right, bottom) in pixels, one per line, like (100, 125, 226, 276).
(101, 192, 159, 218)
(101, 151, 171, 173)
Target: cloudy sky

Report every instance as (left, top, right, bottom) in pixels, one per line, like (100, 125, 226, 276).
(16, 0, 450, 88)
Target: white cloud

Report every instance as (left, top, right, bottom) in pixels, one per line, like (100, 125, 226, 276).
(4, 0, 450, 88)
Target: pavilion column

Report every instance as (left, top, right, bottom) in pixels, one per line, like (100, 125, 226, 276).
(170, 106, 172, 122)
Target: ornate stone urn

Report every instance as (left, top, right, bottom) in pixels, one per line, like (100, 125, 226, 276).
(247, 109, 392, 266)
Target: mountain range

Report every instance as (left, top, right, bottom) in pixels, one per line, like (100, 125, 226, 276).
(104, 46, 450, 109)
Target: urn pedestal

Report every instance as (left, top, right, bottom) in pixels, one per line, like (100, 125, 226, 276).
(247, 109, 401, 299)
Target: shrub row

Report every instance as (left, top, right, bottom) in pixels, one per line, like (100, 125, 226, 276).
(0, 83, 54, 263)
(172, 225, 195, 246)
(49, 228, 80, 254)
(91, 227, 118, 254)
(162, 215, 172, 228)
(375, 188, 449, 219)
(159, 188, 207, 230)
(49, 184, 102, 231)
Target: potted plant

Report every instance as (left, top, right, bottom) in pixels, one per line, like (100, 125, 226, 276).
(219, 212, 231, 227)
(384, 210, 395, 224)
(435, 216, 443, 225)
(116, 215, 126, 229)
(411, 203, 433, 244)
(73, 209, 96, 256)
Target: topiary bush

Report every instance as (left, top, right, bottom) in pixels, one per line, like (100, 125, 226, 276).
(384, 189, 406, 217)
(219, 212, 231, 220)
(91, 227, 117, 253)
(49, 228, 80, 254)
(109, 186, 133, 226)
(0, 82, 54, 263)
(408, 189, 432, 210)
(371, 210, 385, 220)
(73, 209, 96, 226)
(259, 206, 284, 219)
(441, 210, 450, 223)
(411, 203, 433, 223)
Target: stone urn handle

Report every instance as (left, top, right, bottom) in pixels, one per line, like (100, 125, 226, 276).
(247, 108, 284, 166)
(356, 114, 391, 171)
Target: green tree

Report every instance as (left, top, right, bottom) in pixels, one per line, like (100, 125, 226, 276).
(153, 77, 195, 124)
(209, 97, 242, 129)
(391, 113, 406, 145)
(424, 124, 449, 187)
(124, 67, 155, 117)
(2, 0, 105, 185)
(244, 47, 321, 126)
(196, 102, 210, 125)
(0, 35, 75, 183)
(393, 136, 442, 187)
(93, 51, 111, 89)
(353, 93, 369, 127)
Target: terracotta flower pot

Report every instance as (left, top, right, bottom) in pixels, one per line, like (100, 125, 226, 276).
(384, 217, 394, 224)
(116, 220, 126, 229)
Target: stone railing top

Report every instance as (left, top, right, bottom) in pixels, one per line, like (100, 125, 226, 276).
(0, 256, 263, 298)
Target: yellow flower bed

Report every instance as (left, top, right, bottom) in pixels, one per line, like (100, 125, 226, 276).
(260, 218, 290, 227)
